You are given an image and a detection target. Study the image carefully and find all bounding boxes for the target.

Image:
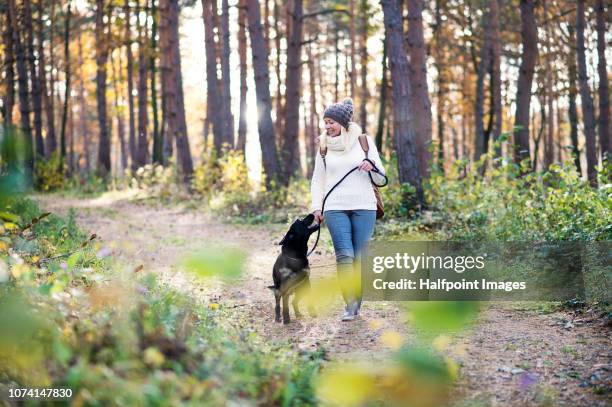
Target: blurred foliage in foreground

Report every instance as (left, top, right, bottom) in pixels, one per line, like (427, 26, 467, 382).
(0, 197, 322, 405)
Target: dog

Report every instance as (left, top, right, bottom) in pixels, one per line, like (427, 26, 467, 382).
(269, 213, 320, 324)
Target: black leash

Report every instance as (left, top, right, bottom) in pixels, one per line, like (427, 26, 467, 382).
(306, 163, 387, 257)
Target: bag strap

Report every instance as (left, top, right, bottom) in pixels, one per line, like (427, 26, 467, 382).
(319, 145, 327, 168)
(358, 134, 369, 158)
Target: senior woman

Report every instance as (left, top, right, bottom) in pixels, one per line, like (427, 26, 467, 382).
(310, 98, 386, 321)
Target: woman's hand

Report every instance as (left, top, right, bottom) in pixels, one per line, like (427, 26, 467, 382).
(313, 210, 324, 224)
(358, 159, 374, 172)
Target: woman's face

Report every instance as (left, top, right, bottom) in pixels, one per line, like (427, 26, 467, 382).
(324, 118, 342, 137)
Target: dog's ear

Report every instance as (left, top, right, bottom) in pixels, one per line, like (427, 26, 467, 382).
(278, 230, 291, 245)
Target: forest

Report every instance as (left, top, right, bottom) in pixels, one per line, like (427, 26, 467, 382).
(0, 0, 610, 406)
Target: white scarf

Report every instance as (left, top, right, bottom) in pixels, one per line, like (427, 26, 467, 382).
(320, 122, 362, 154)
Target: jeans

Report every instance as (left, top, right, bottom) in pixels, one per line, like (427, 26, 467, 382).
(323, 209, 376, 310)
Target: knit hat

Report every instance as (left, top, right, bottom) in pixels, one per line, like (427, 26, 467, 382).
(323, 98, 354, 129)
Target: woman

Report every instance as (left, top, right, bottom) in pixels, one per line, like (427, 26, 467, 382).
(310, 98, 386, 321)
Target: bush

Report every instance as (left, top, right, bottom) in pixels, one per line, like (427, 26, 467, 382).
(34, 151, 66, 192)
(427, 158, 611, 241)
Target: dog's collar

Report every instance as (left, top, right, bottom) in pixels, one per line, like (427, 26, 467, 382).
(283, 254, 307, 262)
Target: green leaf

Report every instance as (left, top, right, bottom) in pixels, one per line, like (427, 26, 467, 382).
(182, 247, 246, 280)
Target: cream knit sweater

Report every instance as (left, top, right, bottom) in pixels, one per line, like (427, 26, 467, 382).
(310, 131, 386, 212)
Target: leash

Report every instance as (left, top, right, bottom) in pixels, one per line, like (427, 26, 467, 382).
(306, 163, 386, 257)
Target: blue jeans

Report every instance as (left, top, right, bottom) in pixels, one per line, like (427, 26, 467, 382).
(323, 209, 376, 309)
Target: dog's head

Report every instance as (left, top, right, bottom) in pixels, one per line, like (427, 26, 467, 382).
(278, 214, 320, 247)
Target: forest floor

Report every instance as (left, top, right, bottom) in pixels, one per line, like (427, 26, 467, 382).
(35, 192, 610, 407)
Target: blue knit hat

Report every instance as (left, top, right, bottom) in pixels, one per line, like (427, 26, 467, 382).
(323, 98, 354, 129)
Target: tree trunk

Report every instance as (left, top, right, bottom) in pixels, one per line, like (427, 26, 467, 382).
(125, 0, 137, 169)
(23, 0, 44, 159)
(60, 1, 72, 162)
(595, 0, 610, 161)
(220, 0, 234, 148)
(406, 0, 432, 179)
(358, 0, 369, 132)
(542, 0, 554, 171)
(76, 24, 90, 172)
(159, 0, 193, 182)
(273, 0, 283, 141)
(432, 0, 444, 167)
(349, 0, 356, 98)
(567, 26, 581, 174)
(202, 0, 223, 153)
(245, 0, 281, 188)
(237, 0, 248, 153)
(489, 0, 502, 160)
(576, 0, 597, 185)
(2, 12, 15, 129)
(334, 32, 340, 101)
(68, 101, 74, 174)
(375, 38, 387, 153)
(9, 0, 34, 174)
(150, 0, 162, 164)
(513, 0, 537, 168)
(474, 4, 492, 164)
(306, 42, 317, 178)
(281, 0, 303, 182)
(39, 0, 57, 159)
(111, 49, 128, 171)
(136, 2, 149, 168)
(381, 0, 423, 209)
(95, 0, 111, 175)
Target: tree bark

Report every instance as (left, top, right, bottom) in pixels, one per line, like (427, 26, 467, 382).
(150, 0, 162, 164)
(595, 0, 609, 161)
(381, 0, 423, 209)
(566, 25, 581, 174)
(349, 0, 356, 98)
(406, 0, 432, 179)
(202, 0, 223, 153)
(281, 0, 303, 182)
(513, 0, 537, 167)
(159, 0, 193, 182)
(23, 0, 44, 159)
(432, 0, 445, 166)
(237, 0, 248, 153)
(125, 0, 137, 169)
(576, 0, 597, 185)
(40, 0, 57, 159)
(60, 1, 72, 162)
(273, 0, 283, 141)
(76, 23, 90, 172)
(220, 0, 235, 148)
(306, 42, 317, 178)
(95, 0, 111, 175)
(375, 38, 387, 153)
(474, 3, 492, 164)
(2, 12, 15, 129)
(245, 0, 281, 187)
(136, 2, 149, 168)
(358, 0, 369, 132)
(9, 0, 34, 174)
(489, 0, 502, 160)
(111, 49, 128, 171)
(542, 0, 554, 171)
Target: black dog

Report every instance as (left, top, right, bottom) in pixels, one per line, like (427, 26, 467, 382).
(269, 213, 319, 324)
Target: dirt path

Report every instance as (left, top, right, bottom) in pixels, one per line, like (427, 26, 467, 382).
(35, 194, 610, 406)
